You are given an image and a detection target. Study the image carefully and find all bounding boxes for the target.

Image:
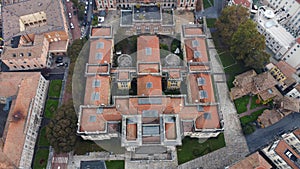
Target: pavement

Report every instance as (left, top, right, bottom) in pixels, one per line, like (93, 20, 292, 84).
(65, 1, 82, 41)
(245, 112, 300, 153)
(195, 0, 225, 19)
(178, 21, 249, 169)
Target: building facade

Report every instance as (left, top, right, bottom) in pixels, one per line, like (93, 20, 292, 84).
(282, 38, 300, 69)
(95, 0, 197, 11)
(0, 72, 49, 168)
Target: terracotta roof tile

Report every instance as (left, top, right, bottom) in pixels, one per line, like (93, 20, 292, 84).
(1, 72, 41, 167)
(276, 61, 296, 78)
(137, 36, 160, 63)
(84, 76, 110, 106)
(274, 140, 300, 169)
(185, 38, 208, 63)
(138, 63, 160, 73)
(126, 123, 137, 140)
(258, 109, 282, 127)
(293, 129, 300, 140)
(233, 0, 251, 7)
(229, 152, 272, 169)
(165, 122, 176, 140)
(184, 27, 203, 36)
(89, 38, 112, 64)
(91, 27, 112, 37)
(137, 75, 162, 96)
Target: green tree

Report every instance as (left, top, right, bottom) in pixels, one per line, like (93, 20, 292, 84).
(215, 5, 249, 46)
(230, 20, 270, 69)
(46, 102, 77, 153)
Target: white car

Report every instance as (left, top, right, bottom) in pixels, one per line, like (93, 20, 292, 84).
(90, 1, 92, 5)
(56, 62, 64, 67)
(68, 12, 72, 18)
(85, 6, 88, 10)
(70, 23, 74, 29)
(85, 1, 88, 5)
(66, 0, 69, 2)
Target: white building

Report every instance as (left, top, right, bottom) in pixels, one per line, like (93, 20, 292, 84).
(282, 38, 300, 69)
(256, 7, 295, 58)
(263, 0, 300, 37)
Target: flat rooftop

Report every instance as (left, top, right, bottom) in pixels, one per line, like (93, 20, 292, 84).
(133, 5, 161, 21)
(2, 0, 67, 41)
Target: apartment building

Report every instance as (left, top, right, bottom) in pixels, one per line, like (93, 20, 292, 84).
(77, 26, 222, 157)
(95, 0, 197, 11)
(0, 72, 49, 168)
(262, 0, 300, 37)
(256, 6, 295, 59)
(0, 0, 70, 70)
(281, 38, 300, 70)
(262, 129, 300, 169)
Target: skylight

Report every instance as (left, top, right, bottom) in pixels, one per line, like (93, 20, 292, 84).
(93, 79, 101, 87)
(199, 90, 208, 99)
(145, 47, 152, 55)
(92, 92, 100, 101)
(194, 51, 201, 58)
(96, 42, 104, 49)
(197, 77, 206, 86)
(204, 112, 211, 119)
(96, 52, 103, 60)
(89, 115, 96, 122)
(192, 40, 199, 47)
(146, 82, 153, 88)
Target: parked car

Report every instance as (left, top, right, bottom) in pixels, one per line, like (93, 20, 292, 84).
(68, 12, 72, 18)
(70, 23, 74, 29)
(56, 62, 64, 67)
(55, 56, 63, 63)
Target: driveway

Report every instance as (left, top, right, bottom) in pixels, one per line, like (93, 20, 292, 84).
(65, 1, 81, 41)
(245, 112, 300, 153)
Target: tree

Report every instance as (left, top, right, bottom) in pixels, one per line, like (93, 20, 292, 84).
(215, 5, 249, 46)
(230, 20, 270, 69)
(46, 102, 77, 153)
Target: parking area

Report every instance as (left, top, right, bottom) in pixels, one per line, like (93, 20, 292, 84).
(50, 56, 69, 69)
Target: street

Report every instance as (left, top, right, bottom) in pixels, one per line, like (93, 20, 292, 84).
(245, 112, 300, 153)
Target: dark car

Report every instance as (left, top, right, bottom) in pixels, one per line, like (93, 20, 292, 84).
(55, 56, 63, 63)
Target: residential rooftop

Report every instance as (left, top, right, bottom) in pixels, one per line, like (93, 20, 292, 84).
(229, 152, 272, 169)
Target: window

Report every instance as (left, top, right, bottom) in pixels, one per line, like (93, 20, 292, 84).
(92, 92, 100, 101)
(89, 116, 96, 122)
(96, 52, 103, 60)
(93, 79, 101, 87)
(146, 82, 152, 88)
(96, 42, 104, 49)
(28, 52, 31, 56)
(145, 47, 152, 55)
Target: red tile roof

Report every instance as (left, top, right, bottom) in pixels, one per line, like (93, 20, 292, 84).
(184, 27, 203, 36)
(165, 122, 176, 140)
(276, 61, 296, 78)
(229, 152, 272, 169)
(91, 27, 112, 37)
(84, 76, 110, 105)
(138, 63, 160, 73)
(89, 38, 112, 64)
(297, 37, 300, 44)
(233, 0, 251, 8)
(293, 129, 300, 141)
(137, 75, 162, 96)
(126, 123, 137, 140)
(1, 72, 41, 167)
(185, 38, 208, 63)
(188, 73, 215, 103)
(275, 140, 300, 169)
(137, 36, 160, 63)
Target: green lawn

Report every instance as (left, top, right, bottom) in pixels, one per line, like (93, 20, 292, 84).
(38, 127, 50, 147)
(48, 80, 62, 98)
(106, 160, 124, 169)
(177, 133, 225, 164)
(219, 52, 236, 67)
(240, 108, 268, 125)
(250, 95, 262, 110)
(234, 95, 250, 114)
(206, 18, 216, 28)
(44, 99, 59, 119)
(33, 149, 49, 169)
(203, 0, 214, 9)
(74, 137, 106, 155)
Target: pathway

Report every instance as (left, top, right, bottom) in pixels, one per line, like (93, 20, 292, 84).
(178, 19, 249, 169)
(238, 105, 269, 118)
(246, 96, 252, 111)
